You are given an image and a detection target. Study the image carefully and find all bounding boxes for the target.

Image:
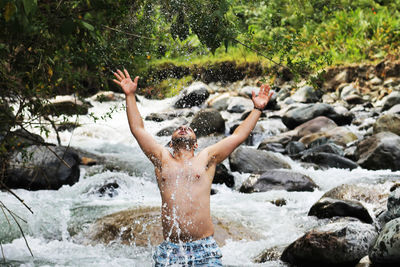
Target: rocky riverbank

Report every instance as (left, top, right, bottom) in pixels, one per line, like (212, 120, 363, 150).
(2, 58, 400, 266)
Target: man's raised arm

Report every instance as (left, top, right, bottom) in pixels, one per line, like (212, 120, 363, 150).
(113, 69, 165, 166)
(205, 84, 274, 164)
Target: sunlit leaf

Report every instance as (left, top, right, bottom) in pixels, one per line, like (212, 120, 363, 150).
(81, 21, 95, 31)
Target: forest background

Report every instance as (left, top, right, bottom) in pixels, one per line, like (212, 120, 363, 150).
(1, 0, 400, 163)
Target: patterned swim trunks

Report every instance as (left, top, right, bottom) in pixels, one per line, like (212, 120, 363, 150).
(153, 236, 223, 266)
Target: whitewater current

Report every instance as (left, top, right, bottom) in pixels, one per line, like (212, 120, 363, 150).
(1, 94, 398, 267)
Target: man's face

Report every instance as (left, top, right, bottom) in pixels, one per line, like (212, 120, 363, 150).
(171, 125, 197, 148)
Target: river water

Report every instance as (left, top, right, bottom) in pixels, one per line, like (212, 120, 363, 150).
(1, 94, 399, 266)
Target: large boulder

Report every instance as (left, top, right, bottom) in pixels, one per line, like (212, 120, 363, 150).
(308, 197, 373, 223)
(239, 170, 317, 193)
(281, 221, 378, 266)
(229, 146, 291, 173)
(373, 114, 400, 136)
(356, 132, 400, 171)
(76, 207, 262, 247)
(189, 109, 225, 137)
(291, 85, 323, 103)
(321, 184, 390, 216)
(174, 82, 210, 108)
(299, 126, 358, 147)
(4, 145, 80, 190)
(282, 103, 349, 130)
(295, 116, 338, 138)
(369, 218, 400, 265)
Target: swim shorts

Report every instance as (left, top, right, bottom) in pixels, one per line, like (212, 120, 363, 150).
(153, 236, 223, 266)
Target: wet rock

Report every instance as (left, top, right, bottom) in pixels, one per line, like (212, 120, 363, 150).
(282, 103, 347, 130)
(239, 170, 317, 193)
(227, 96, 253, 113)
(96, 182, 119, 198)
(275, 84, 292, 101)
(303, 143, 345, 156)
(43, 95, 90, 116)
(77, 207, 263, 247)
(340, 84, 358, 99)
(285, 141, 306, 156)
(145, 113, 173, 122)
(258, 131, 297, 149)
(356, 132, 400, 171)
(301, 152, 358, 170)
(295, 116, 338, 138)
(369, 218, 400, 265)
(254, 245, 286, 263)
(189, 108, 225, 137)
(299, 126, 358, 147)
(378, 187, 400, 224)
(229, 146, 291, 174)
(259, 142, 285, 154)
(323, 184, 389, 206)
(382, 91, 400, 111)
(321, 184, 390, 217)
(238, 85, 259, 97)
(174, 82, 210, 108)
(4, 145, 80, 190)
(213, 164, 235, 188)
(291, 85, 323, 103)
(373, 114, 400, 136)
(281, 221, 378, 266)
(323, 70, 351, 91)
(207, 92, 235, 111)
(344, 94, 366, 105)
(270, 198, 287, 207)
(308, 197, 373, 223)
(156, 126, 176, 137)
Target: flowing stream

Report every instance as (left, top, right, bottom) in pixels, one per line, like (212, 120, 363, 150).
(1, 94, 399, 267)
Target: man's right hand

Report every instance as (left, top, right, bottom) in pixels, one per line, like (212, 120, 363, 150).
(113, 69, 139, 96)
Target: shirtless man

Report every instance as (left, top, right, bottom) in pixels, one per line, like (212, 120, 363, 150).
(113, 69, 273, 266)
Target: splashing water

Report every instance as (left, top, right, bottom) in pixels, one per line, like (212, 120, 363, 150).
(1, 94, 399, 266)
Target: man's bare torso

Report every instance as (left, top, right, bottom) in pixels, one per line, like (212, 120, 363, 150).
(155, 150, 215, 243)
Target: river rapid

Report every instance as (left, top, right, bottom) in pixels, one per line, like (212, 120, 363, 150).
(1, 93, 399, 267)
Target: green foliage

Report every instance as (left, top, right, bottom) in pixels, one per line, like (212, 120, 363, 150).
(160, 0, 235, 53)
